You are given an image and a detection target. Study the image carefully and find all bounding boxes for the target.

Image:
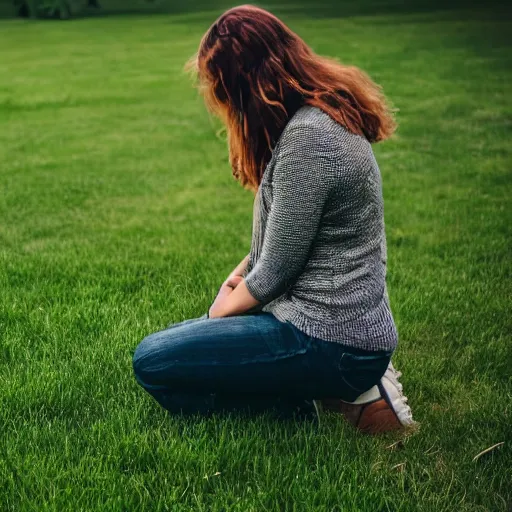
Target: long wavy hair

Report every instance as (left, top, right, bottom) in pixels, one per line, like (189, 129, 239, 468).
(189, 5, 396, 191)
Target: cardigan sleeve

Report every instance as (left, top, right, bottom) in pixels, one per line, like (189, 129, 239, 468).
(244, 123, 334, 304)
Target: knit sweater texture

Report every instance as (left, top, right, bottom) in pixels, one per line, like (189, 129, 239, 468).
(243, 106, 398, 352)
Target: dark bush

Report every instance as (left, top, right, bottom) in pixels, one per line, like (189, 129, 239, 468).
(13, 0, 94, 19)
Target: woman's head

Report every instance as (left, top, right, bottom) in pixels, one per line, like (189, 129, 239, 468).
(190, 5, 396, 191)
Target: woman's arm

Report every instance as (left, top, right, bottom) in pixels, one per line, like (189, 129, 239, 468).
(210, 123, 334, 318)
(243, 123, 333, 304)
(225, 254, 250, 283)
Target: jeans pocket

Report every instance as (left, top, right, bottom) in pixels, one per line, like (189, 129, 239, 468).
(337, 351, 391, 396)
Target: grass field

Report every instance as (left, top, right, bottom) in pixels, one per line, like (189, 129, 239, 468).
(1, 1, 511, 510)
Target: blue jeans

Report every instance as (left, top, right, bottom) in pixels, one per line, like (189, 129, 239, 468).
(133, 312, 392, 419)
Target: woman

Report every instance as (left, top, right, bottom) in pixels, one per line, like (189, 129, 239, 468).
(133, 5, 416, 433)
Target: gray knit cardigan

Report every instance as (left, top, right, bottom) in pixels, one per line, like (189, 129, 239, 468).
(243, 105, 398, 352)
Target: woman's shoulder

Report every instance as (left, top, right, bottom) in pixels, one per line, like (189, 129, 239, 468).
(282, 105, 368, 147)
(276, 106, 370, 160)
(272, 106, 378, 186)
(289, 104, 334, 127)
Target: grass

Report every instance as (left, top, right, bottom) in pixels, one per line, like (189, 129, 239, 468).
(1, 1, 511, 510)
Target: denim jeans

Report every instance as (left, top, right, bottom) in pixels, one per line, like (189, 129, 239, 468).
(133, 312, 392, 419)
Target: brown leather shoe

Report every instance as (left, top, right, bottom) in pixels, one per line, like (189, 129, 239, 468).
(321, 396, 404, 434)
(318, 363, 417, 435)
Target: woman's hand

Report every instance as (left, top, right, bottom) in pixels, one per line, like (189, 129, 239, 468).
(209, 277, 261, 318)
(225, 276, 244, 289)
(209, 276, 244, 318)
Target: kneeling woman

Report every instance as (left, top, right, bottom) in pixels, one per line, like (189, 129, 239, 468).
(133, 5, 415, 433)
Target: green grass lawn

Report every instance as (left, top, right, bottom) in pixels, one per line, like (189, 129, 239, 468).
(1, 2, 511, 510)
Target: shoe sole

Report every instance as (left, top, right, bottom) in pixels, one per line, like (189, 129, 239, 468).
(377, 381, 418, 433)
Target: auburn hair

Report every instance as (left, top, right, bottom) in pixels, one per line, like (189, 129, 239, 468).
(189, 5, 396, 191)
